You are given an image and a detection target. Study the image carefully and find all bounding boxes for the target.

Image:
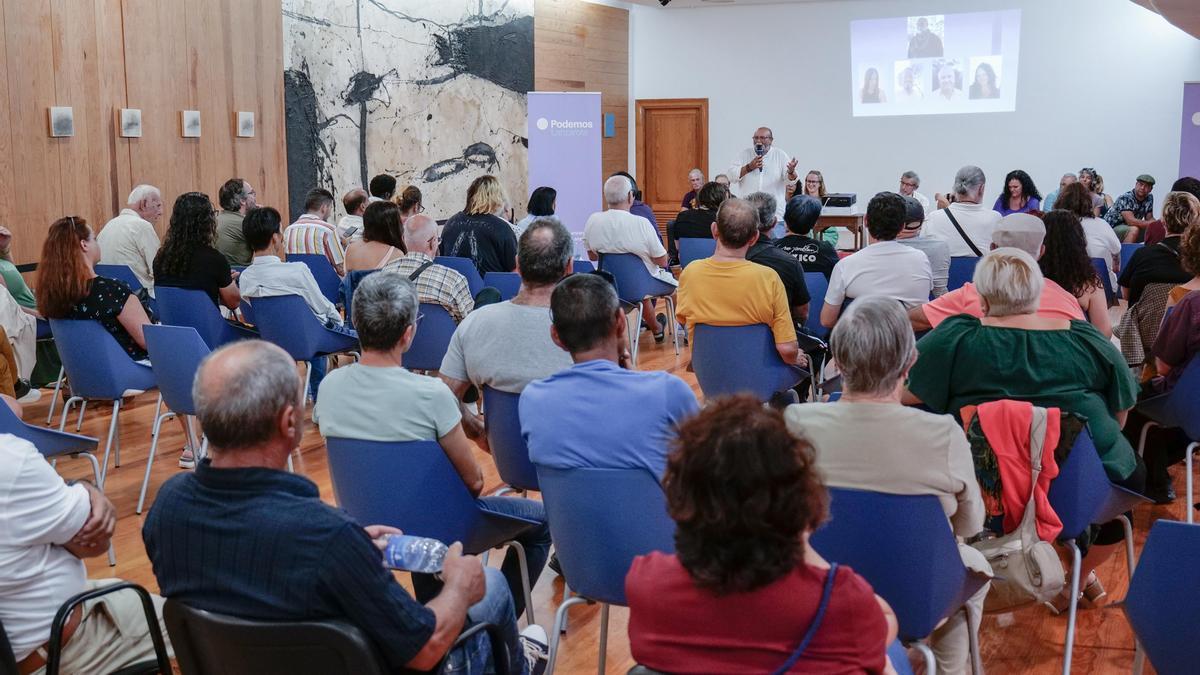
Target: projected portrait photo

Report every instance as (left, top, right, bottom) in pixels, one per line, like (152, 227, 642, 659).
(969, 57, 1002, 100)
(931, 58, 963, 102)
(893, 61, 925, 102)
(907, 15, 944, 58)
(860, 67, 887, 104)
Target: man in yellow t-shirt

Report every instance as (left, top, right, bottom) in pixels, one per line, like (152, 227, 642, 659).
(676, 198, 805, 367)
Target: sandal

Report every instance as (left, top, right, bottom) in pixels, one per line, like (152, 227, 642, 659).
(1043, 588, 1077, 616)
(1081, 573, 1107, 607)
(653, 312, 667, 344)
(178, 448, 196, 469)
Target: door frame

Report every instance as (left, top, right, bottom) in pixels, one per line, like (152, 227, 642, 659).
(635, 98, 709, 219)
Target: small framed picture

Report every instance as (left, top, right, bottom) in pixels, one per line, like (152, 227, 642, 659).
(49, 106, 74, 137)
(181, 110, 201, 138)
(119, 108, 143, 138)
(236, 111, 255, 138)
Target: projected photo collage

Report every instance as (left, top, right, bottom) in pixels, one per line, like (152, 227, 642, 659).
(850, 10, 1021, 118)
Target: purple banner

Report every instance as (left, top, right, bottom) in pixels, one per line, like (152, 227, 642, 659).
(528, 92, 602, 257)
(1181, 83, 1200, 180)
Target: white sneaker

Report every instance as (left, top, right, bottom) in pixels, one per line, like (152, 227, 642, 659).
(519, 624, 549, 675)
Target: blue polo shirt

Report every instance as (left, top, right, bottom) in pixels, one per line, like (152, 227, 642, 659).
(143, 460, 436, 670)
(519, 359, 699, 478)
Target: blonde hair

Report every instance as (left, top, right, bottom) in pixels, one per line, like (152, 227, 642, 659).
(974, 247, 1044, 317)
(1162, 191, 1200, 235)
(465, 175, 508, 216)
(804, 170, 827, 199)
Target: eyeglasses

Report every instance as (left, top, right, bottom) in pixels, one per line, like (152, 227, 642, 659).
(426, 235, 440, 247)
(900, 180, 919, 188)
(752, 135, 772, 141)
(414, 312, 425, 328)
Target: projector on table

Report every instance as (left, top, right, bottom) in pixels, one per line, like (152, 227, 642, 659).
(823, 193, 856, 208)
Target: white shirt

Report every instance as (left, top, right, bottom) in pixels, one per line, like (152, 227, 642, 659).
(726, 146, 797, 218)
(825, 240, 933, 307)
(238, 255, 342, 326)
(908, 190, 931, 212)
(923, 201, 1001, 257)
(1081, 216, 1122, 287)
(0, 434, 89, 661)
(97, 208, 160, 292)
(895, 85, 924, 102)
(336, 214, 364, 243)
(935, 87, 964, 101)
(583, 209, 677, 285)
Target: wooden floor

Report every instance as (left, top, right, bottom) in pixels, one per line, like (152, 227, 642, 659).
(39, 321, 1187, 675)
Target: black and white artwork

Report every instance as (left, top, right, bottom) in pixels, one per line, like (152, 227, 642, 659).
(120, 109, 143, 138)
(282, 0, 533, 222)
(182, 110, 201, 138)
(237, 111, 256, 138)
(49, 107, 74, 138)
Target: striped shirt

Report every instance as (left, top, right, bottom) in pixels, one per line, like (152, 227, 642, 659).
(390, 252, 475, 322)
(284, 214, 345, 267)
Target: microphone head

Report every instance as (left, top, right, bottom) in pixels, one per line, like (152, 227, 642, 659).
(754, 143, 764, 156)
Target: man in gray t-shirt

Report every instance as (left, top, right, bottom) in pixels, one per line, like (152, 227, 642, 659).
(896, 196, 950, 297)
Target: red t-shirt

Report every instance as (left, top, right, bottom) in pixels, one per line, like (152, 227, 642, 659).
(626, 552, 889, 674)
(921, 280, 1084, 328)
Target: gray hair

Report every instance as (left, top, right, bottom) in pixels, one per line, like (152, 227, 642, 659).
(519, 216, 573, 286)
(830, 297, 916, 398)
(953, 165, 986, 198)
(688, 168, 704, 179)
(127, 184, 160, 206)
(745, 191, 777, 231)
(974, 247, 1044, 316)
(603, 175, 633, 207)
(353, 270, 419, 352)
(402, 213, 437, 250)
(901, 171, 920, 186)
(193, 340, 301, 450)
(1062, 173, 1077, 181)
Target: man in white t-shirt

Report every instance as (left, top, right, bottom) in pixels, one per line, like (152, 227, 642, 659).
(725, 126, 799, 218)
(924, 165, 1001, 257)
(821, 192, 933, 328)
(584, 175, 676, 338)
(0, 432, 170, 673)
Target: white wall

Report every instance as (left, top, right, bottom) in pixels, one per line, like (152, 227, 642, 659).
(630, 0, 1200, 214)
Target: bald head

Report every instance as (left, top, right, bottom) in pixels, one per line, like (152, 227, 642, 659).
(193, 340, 301, 454)
(343, 188, 369, 216)
(403, 213, 439, 255)
(715, 198, 760, 249)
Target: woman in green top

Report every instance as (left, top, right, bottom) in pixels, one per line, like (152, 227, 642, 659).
(905, 247, 1141, 613)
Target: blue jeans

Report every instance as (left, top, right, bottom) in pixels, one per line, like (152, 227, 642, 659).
(307, 357, 326, 401)
(442, 567, 527, 674)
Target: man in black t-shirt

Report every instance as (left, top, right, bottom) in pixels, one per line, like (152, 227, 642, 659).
(668, 181, 728, 264)
(744, 192, 810, 325)
(775, 195, 839, 279)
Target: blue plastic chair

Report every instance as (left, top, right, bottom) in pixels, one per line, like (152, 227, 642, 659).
(889, 640, 915, 675)
(434, 256, 486, 297)
(947, 256, 980, 292)
(483, 272, 522, 301)
(1134, 356, 1200, 523)
(692, 324, 806, 401)
(599, 253, 680, 362)
(809, 487, 990, 675)
(288, 253, 342, 305)
(325, 437, 541, 623)
(48, 319, 157, 486)
(340, 269, 380, 328)
(95, 263, 144, 292)
(572, 259, 595, 274)
(1120, 243, 1142, 272)
(247, 295, 359, 398)
(405, 303, 457, 372)
(482, 387, 538, 493)
(804, 271, 831, 340)
(155, 286, 257, 349)
(1091, 258, 1117, 303)
(677, 238, 715, 269)
(535, 466, 675, 675)
(1047, 426, 1152, 675)
(1124, 520, 1200, 675)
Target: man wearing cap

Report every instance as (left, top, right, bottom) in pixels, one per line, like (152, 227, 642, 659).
(895, 196, 950, 297)
(1105, 175, 1156, 243)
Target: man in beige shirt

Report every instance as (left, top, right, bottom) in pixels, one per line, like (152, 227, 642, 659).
(97, 184, 163, 294)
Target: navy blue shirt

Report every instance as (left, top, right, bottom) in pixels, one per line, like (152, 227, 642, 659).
(143, 460, 436, 671)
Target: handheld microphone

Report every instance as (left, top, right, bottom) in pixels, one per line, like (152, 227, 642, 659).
(754, 143, 765, 171)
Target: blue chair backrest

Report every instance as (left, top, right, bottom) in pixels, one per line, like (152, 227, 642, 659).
(0, 397, 96, 458)
(1091, 258, 1116, 303)
(1158, 356, 1200, 440)
(155, 286, 253, 349)
(677, 238, 715, 269)
(340, 269, 379, 328)
(47, 319, 155, 399)
(810, 487, 972, 641)
(289, 254, 342, 305)
(434, 256, 485, 297)
(405, 303, 457, 371)
(248, 294, 330, 361)
(1047, 426, 1118, 539)
(1120, 243, 1141, 272)
(804, 272, 830, 340)
(947, 257, 980, 292)
(535, 466, 675, 605)
(95, 264, 144, 292)
(692, 324, 804, 400)
(483, 387, 539, 490)
(1124, 520, 1200, 674)
(598, 253, 674, 304)
(573, 259, 595, 274)
(143, 325, 210, 417)
(482, 272, 521, 301)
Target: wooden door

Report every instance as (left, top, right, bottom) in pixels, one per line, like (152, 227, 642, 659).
(636, 98, 707, 235)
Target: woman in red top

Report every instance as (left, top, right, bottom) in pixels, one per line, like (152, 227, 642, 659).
(625, 395, 899, 674)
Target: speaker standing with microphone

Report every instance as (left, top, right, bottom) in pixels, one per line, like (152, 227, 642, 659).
(726, 126, 800, 221)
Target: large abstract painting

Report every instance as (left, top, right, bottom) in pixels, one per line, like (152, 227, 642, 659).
(283, 0, 533, 222)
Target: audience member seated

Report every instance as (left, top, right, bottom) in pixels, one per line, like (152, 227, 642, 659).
(680, 168, 704, 209)
(344, 201, 406, 273)
(0, 227, 41, 382)
(368, 172, 396, 203)
(1105, 174, 1156, 243)
(439, 218, 575, 445)
(1, 430, 171, 674)
(1040, 210, 1112, 336)
(97, 184, 163, 294)
(1163, 202, 1200, 310)
(440, 175, 519, 275)
(909, 214, 1085, 332)
(143, 340, 546, 674)
(1119, 190, 1195, 304)
(585, 174, 676, 341)
(41, 216, 152, 360)
(626, 396, 897, 673)
(745, 192, 810, 326)
(714, 173, 730, 188)
(397, 184, 424, 224)
(820, 192, 932, 328)
(336, 187, 368, 244)
(521, 273, 698, 478)
(1144, 177, 1200, 246)
(775, 195, 838, 279)
(1077, 168, 1106, 216)
(393, 214, 474, 322)
(1056, 182, 1121, 288)
(612, 171, 659, 237)
(789, 297, 988, 674)
(672, 181, 727, 242)
(992, 169, 1042, 216)
(676, 198, 804, 367)
(514, 186, 555, 237)
(906, 248, 1140, 612)
(0, 226, 37, 313)
(899, 169, 931, 210)
(238, 207, 343, 328)
(896, 196, 950, 296)
(925, 165, 1001, 257)
(214, 177, 257, 266)
(1041, 172, 1077, 214)
(314, 272, 551, 620)
(153, 192, 241, 311)
(285, 188, 346, 276)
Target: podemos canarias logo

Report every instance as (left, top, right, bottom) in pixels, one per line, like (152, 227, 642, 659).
(535, 117, 593, 135)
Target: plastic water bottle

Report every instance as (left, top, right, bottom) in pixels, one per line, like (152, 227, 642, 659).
(384, 534, 448, 573)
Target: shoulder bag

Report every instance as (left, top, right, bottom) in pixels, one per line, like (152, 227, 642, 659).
(770, 563, 840, 675)
(944, 209, 984, 257)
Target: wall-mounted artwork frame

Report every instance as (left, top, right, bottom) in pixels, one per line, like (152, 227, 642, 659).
(182, 110, 201, 138)
(120, 108, 143, 138)
(237, 111, 255, 137)
(49, 107, 74, 137)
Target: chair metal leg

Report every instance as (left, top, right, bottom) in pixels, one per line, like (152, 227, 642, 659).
(504, 539, 535, 625)
(1135, 419, 1158, 457)
(1187, 442, 1197, 524)
(1119, 514, 1136, 601)
(597, 603, 610, 675)
(561, 581, 571, 633)
(100, 399, 121, 486)
(1132, 639, 1146, 675)
(1062, 541, 1083, 675)
(666, 296, 680, 356)
(76, 400, 87, 432)
(198, 436, 209, 461)
(966, 605, 982, 675)
(47, 366, 64, 425)
(137, 411, 174, 514)
(58, 396, 82, 433)
(545, 595, 588, 675)
(626, 306, 640, 368)
(911, 642, 936, 675)
(150, 393, 163, 436)
(78, 451, 115, 566)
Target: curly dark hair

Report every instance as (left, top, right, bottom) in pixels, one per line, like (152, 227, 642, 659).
(1039, 210, 1100, 296)
(1054, 182, 1094, 218)
(664, 395, 828, 595)
(1181, 217, 1200, 277)
(154, 192, 217, 278)
(1001, 169, 1042, 205)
